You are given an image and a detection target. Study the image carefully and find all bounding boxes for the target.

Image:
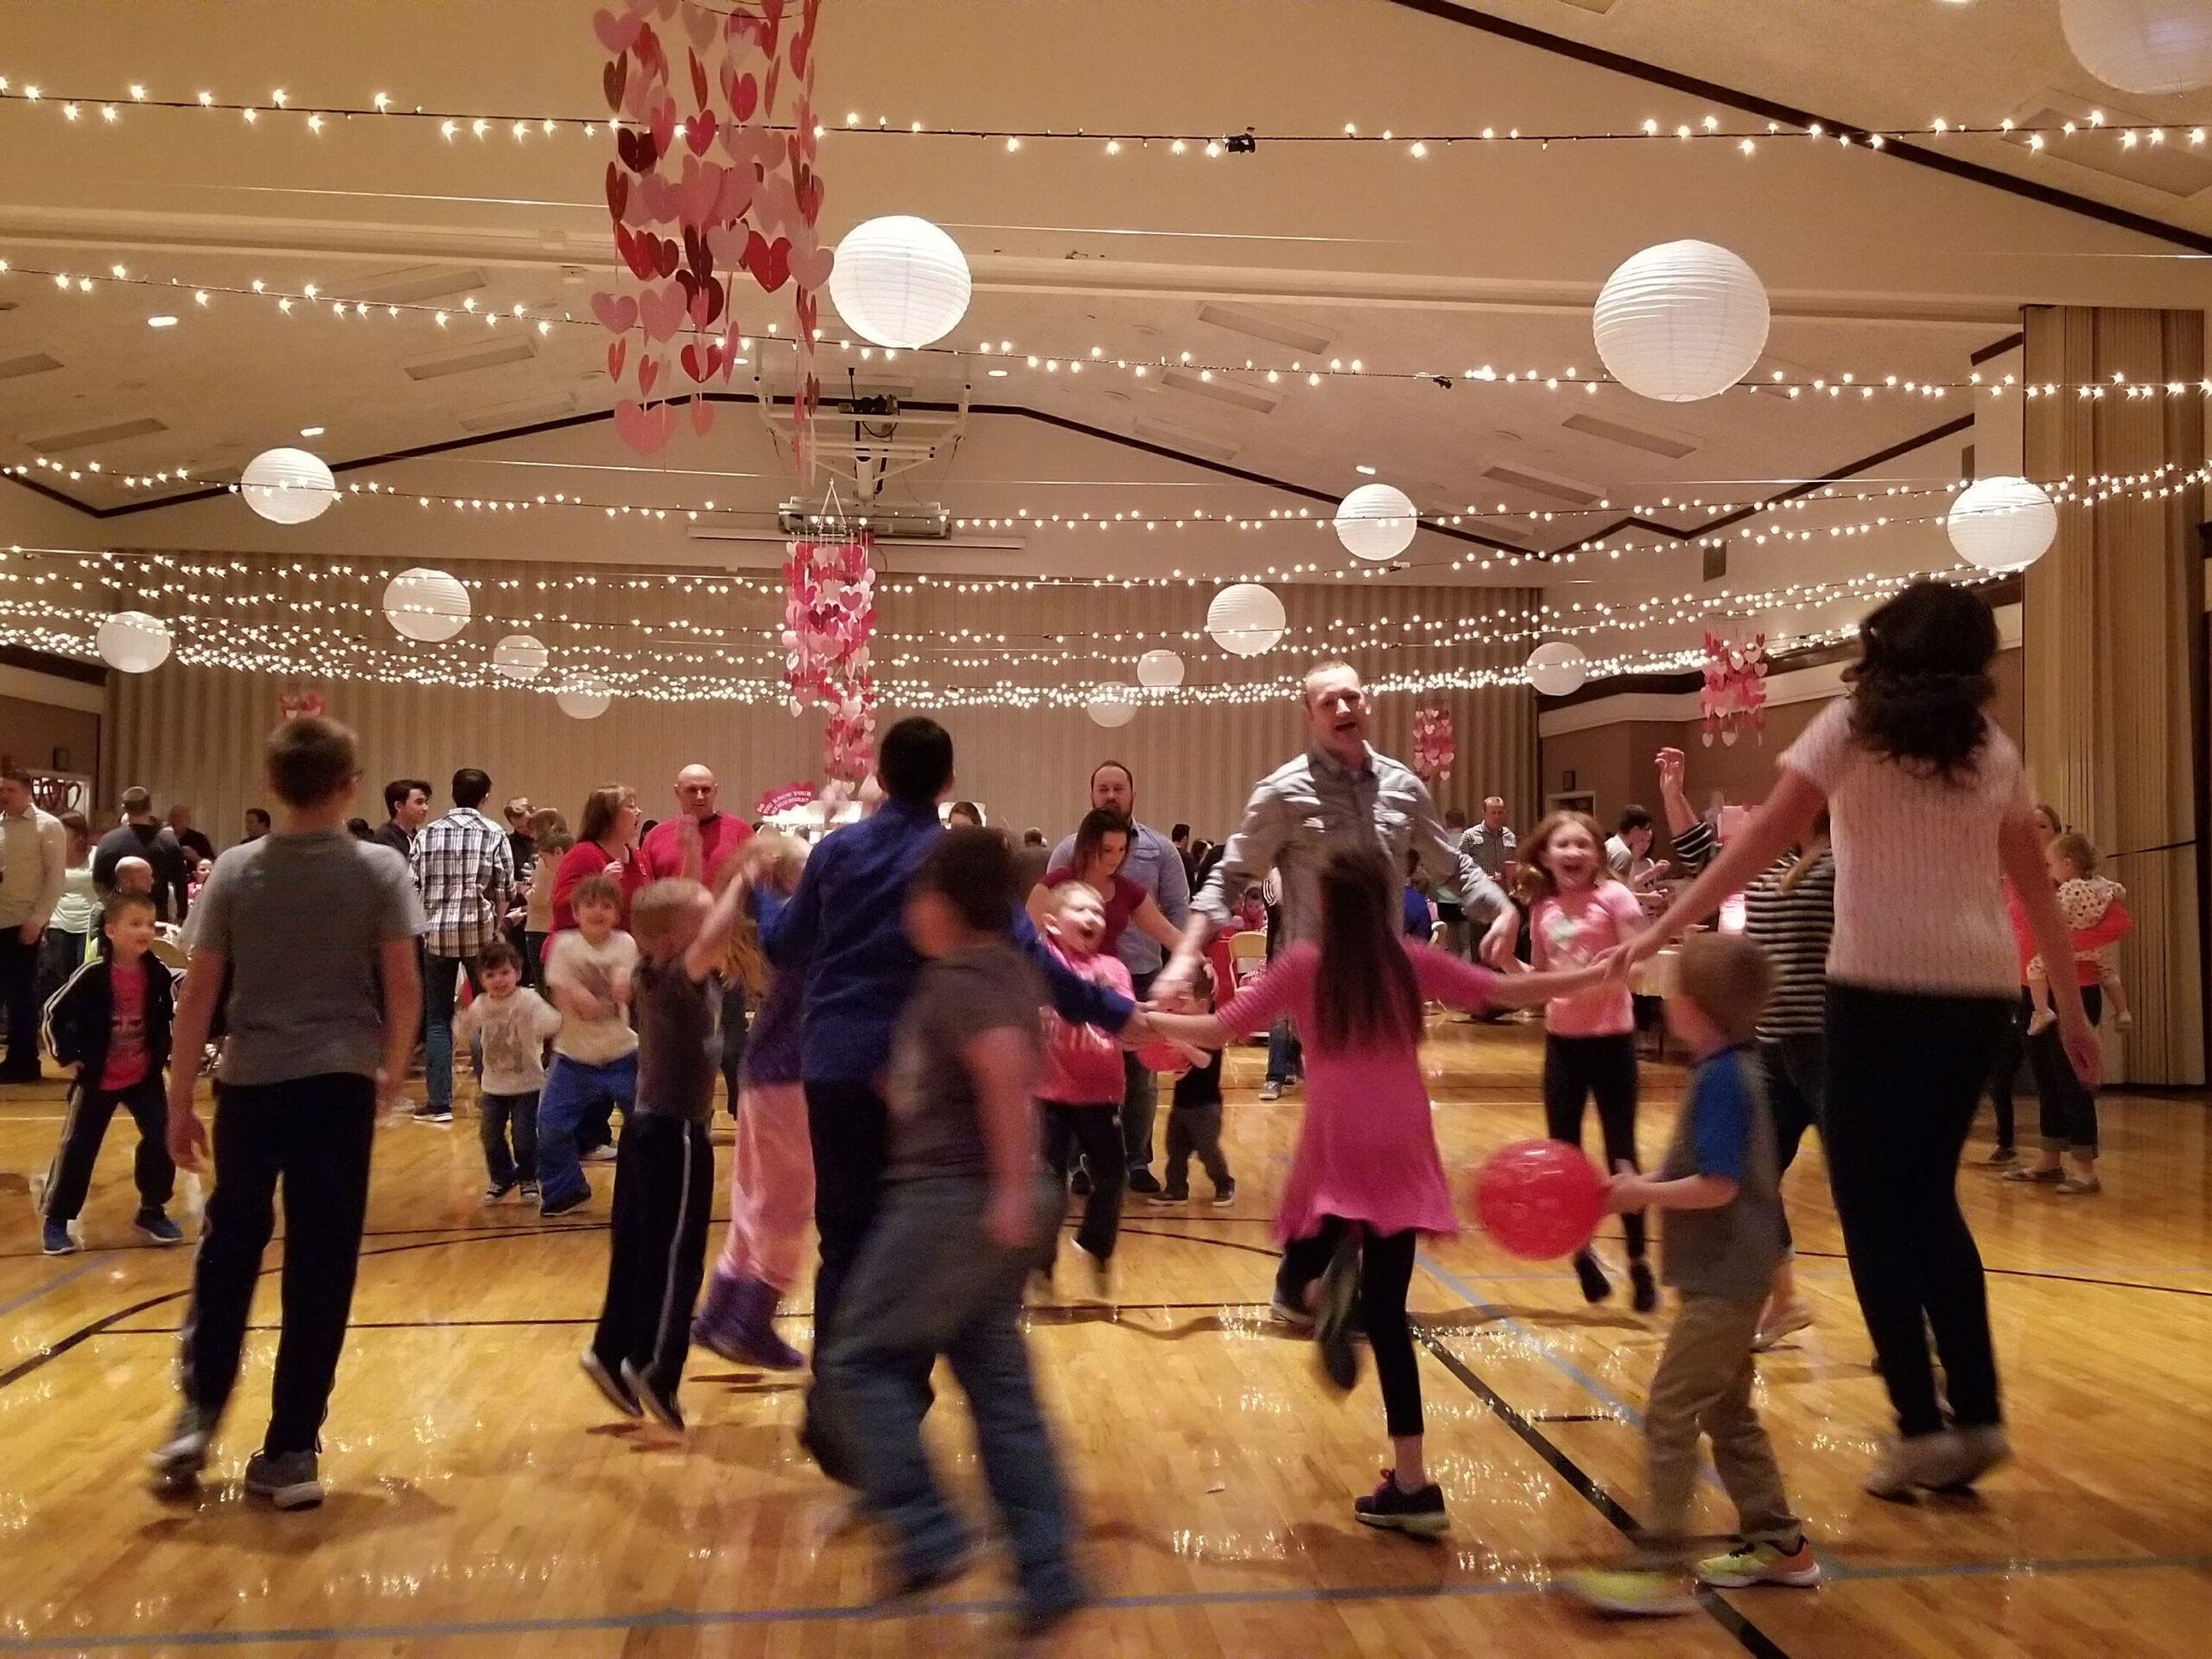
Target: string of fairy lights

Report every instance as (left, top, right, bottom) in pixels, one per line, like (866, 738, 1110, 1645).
(2, 77, 2202, 162)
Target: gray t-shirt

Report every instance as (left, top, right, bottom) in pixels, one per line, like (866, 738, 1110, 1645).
(886, 941, 1043, 1181)
(632, 956, 722, 1124)
(193, 830, 425, 1086)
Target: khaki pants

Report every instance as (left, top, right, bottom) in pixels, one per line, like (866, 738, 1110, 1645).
(1639, 1292, 1798, 1560)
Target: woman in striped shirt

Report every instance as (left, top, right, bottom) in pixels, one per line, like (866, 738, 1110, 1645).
(1658, 748, 1834, 1351)
(1617, 583, 2094, 1502)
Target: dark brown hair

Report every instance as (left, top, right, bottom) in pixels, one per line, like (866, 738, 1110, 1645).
(1312, 846, 1421, 1052)
(569, 872, 622, 915)
(1846, 581, 1998, 780)
(1071, 808, 1132, 878)
(479, 938, 523, 976)
(577, 784, 636, 848)
(916, 825, 1016, 932)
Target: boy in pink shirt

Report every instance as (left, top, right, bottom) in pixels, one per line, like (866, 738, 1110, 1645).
(1036, 882, 1135, 1299)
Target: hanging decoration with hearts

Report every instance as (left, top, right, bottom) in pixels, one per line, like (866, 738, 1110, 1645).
(590, 0, 830, 466)
(783, 529, 877, 783)
(276, 686, 328, 723)
(1412, 706, 1456, 784)
(1700, 632, 1769, 747)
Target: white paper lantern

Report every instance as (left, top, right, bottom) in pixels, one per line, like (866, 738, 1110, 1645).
(1333, 482, 1420, 562)
(556, 682, 613, 720)
(382, 567, 472, 643)
(828, 215, 972, 350)
(1205, 582, 1287, 658)
(1592, 240, 1770, 403)
(1947, 475, 2058, 571)
(1136, 648, 1185, 689)
(491, 632, 548, 682)
(239, 446, 337, 524)
(2061, 0, 2212, 94)
(1086, 683, 1138, 728)
(95, 610, 171, 674)
(1525, 640, 1590, 697)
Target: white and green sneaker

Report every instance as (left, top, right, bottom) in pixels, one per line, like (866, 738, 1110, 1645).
(1695, 1538, 1821, 1589)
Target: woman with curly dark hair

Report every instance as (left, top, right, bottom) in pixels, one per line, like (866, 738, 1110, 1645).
(1611, 582, 2097, 1502)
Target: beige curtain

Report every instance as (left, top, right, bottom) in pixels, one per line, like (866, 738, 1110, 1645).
(2023, 306, 2205, 1084)
(100, 556, 1537, 849)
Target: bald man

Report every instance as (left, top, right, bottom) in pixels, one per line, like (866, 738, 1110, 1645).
(638, 763, 754, 1109)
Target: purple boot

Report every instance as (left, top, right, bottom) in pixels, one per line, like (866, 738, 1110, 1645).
(692, 1271, 806, 1370)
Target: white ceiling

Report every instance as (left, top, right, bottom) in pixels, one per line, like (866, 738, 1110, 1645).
(1, 0, 2204, 587)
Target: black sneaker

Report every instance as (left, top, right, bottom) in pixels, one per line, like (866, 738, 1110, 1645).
(412, 1104, 454, 1126)
(1314, 1231, 1363, 1392)
(1127, 1168, 1163, 1196)
(480, 1181, 517, 1206)
(1354, 1470, 1449, 1536)
(540, 1188, 590, 1218)
(1070, 1169, 1092, 1198)
(243, 1448, 324, 1510)
(622, 1358, 685, 1432)
(1629, 1258, 1658, 1314)
(1148, 1185, 1189, 1205)
(1573, 1249, 1613, 1304)
(580, 1349, 642, 1418)
(1211, 1179, 1237, 1208)
(518, 1179, 540, 1202)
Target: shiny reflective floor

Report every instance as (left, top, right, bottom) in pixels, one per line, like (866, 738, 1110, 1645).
(2, 1018, 2209, 1656)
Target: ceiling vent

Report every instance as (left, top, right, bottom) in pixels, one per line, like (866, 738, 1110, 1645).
(1159, 366, 1281, 415)
(350, 265, 492, 306)
(1132, 416, 1240, 463)
(402, 337, 538, 381)
(1561, 411, 1699, 460)
(2003, 92, 2212, 196)
(1195, 303, 1334, 355)
(1468, 516, 1536, 544)
(458, 391, 580, 433)
(25, 415, 167, 451)
(0, 351, 63, 382)
(1481, 462, 1601, 506)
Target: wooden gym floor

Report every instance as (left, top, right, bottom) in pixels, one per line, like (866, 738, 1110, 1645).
(1, 1018, 2208, 1656)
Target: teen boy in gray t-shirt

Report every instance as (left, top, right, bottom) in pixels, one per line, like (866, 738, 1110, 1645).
(150, 717, 423, 1512)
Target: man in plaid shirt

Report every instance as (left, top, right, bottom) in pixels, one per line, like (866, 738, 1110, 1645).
(410, 768, 514, 1125)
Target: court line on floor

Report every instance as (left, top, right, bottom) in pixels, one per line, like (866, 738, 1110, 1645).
(1790, 1247, 2212, 1301)
(0, 1260, 97, 1319)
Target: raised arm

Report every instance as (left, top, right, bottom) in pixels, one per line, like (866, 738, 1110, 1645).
(683, 863, 752, 982)
(1618, 767, 1825, 964)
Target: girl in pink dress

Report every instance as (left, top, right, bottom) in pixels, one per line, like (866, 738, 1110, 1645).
(1151, 846, 1605, 1536)
(1518, 810, 1655, 1311)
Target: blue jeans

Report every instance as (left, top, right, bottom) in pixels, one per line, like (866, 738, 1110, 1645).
(1265, 1016, 1303, 1085)
(423, 953, 483, 1111)
(818, 1173, 1081, 1618)
(536, 1052, 638, 1206)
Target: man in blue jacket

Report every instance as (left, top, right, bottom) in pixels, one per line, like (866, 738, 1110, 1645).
(761, 716, 1147, 1477)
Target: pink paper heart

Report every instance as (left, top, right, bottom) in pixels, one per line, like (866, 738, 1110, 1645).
(636, 171, 673, 224)
(690, 394, 714, 436)
(752, 170, 798, 233)
(649, 97, 677, 157)
(590, 290, 639, 336)
(613, 398, 677, 455)
(671, 155, 721, 226)
(639, 283, 688, 341)
(789, 238, 832, 293)
(639, 355, 662, 397)
(684, 4, 715, 52)
(592, 8, 643, 54)
(714, 163, 754, 226)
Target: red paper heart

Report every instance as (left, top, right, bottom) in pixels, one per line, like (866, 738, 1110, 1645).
(602, 52, 629, 113)
(652, 234, 680, 278)
(682, 224, 712, 278)
(639, 356, 662, 397)
(615, 125, 658, 175)
(613, 398, 676, 455)
(590, 289, 639, 335)
(680, 339, 723, 382)
(791, 18, 815, 78)
(649, 97, 677, 157)
(743, 231, 791, 293)
(690, 274, 724, 327)
(763, 60, 782, 118)
(795, 287, 818, 339)
(731, 72, 759, 123)
(633, 22, 668, 83)
(798, 170, 823, 226)
(690, 395, 714, 437)
(592, 8, 642, 54)
(608, 337, 628, 380)
(603, 162, 629, 222)
(685, 109, 716, 156)
(613, 223, 657, 282)
(688, 51, 709, 108)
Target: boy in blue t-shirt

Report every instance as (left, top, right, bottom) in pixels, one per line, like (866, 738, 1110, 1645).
(1566, 931, 1815, 1616)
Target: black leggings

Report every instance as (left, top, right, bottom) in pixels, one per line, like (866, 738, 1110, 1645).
(2027, 984, 2102, 1154)
(1983, 991, 2031, 1152)
(1276, 1221, 1423, 1438)
(1825, 983, 2012, 1438)
(1542, 1032, 1645, 1259)
(1041, 1102, 1126, 1262)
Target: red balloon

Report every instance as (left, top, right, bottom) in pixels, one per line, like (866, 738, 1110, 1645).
(1135, 1039, 1193, 1075)
(1473, 1139, 1605, 1261)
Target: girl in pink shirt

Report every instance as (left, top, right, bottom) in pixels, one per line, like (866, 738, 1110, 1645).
(1036, 882, 1137, 1297)
(1151, 847, 1604, 1537)
(1519, 810, 1655, 1311)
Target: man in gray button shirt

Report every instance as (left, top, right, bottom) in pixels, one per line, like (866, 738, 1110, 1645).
(1050, 760, 1189, 1192)
(1160, 661, 1517, 998)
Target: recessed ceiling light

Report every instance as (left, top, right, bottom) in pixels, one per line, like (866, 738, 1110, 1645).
(299, 425, 325, 437)
(1356, 463, 1377, 475)
(987, 368, 1009, 377)
(146, 315, 178, 328)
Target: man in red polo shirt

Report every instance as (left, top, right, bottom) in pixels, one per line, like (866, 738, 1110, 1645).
(637, 764, 752, 1112)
